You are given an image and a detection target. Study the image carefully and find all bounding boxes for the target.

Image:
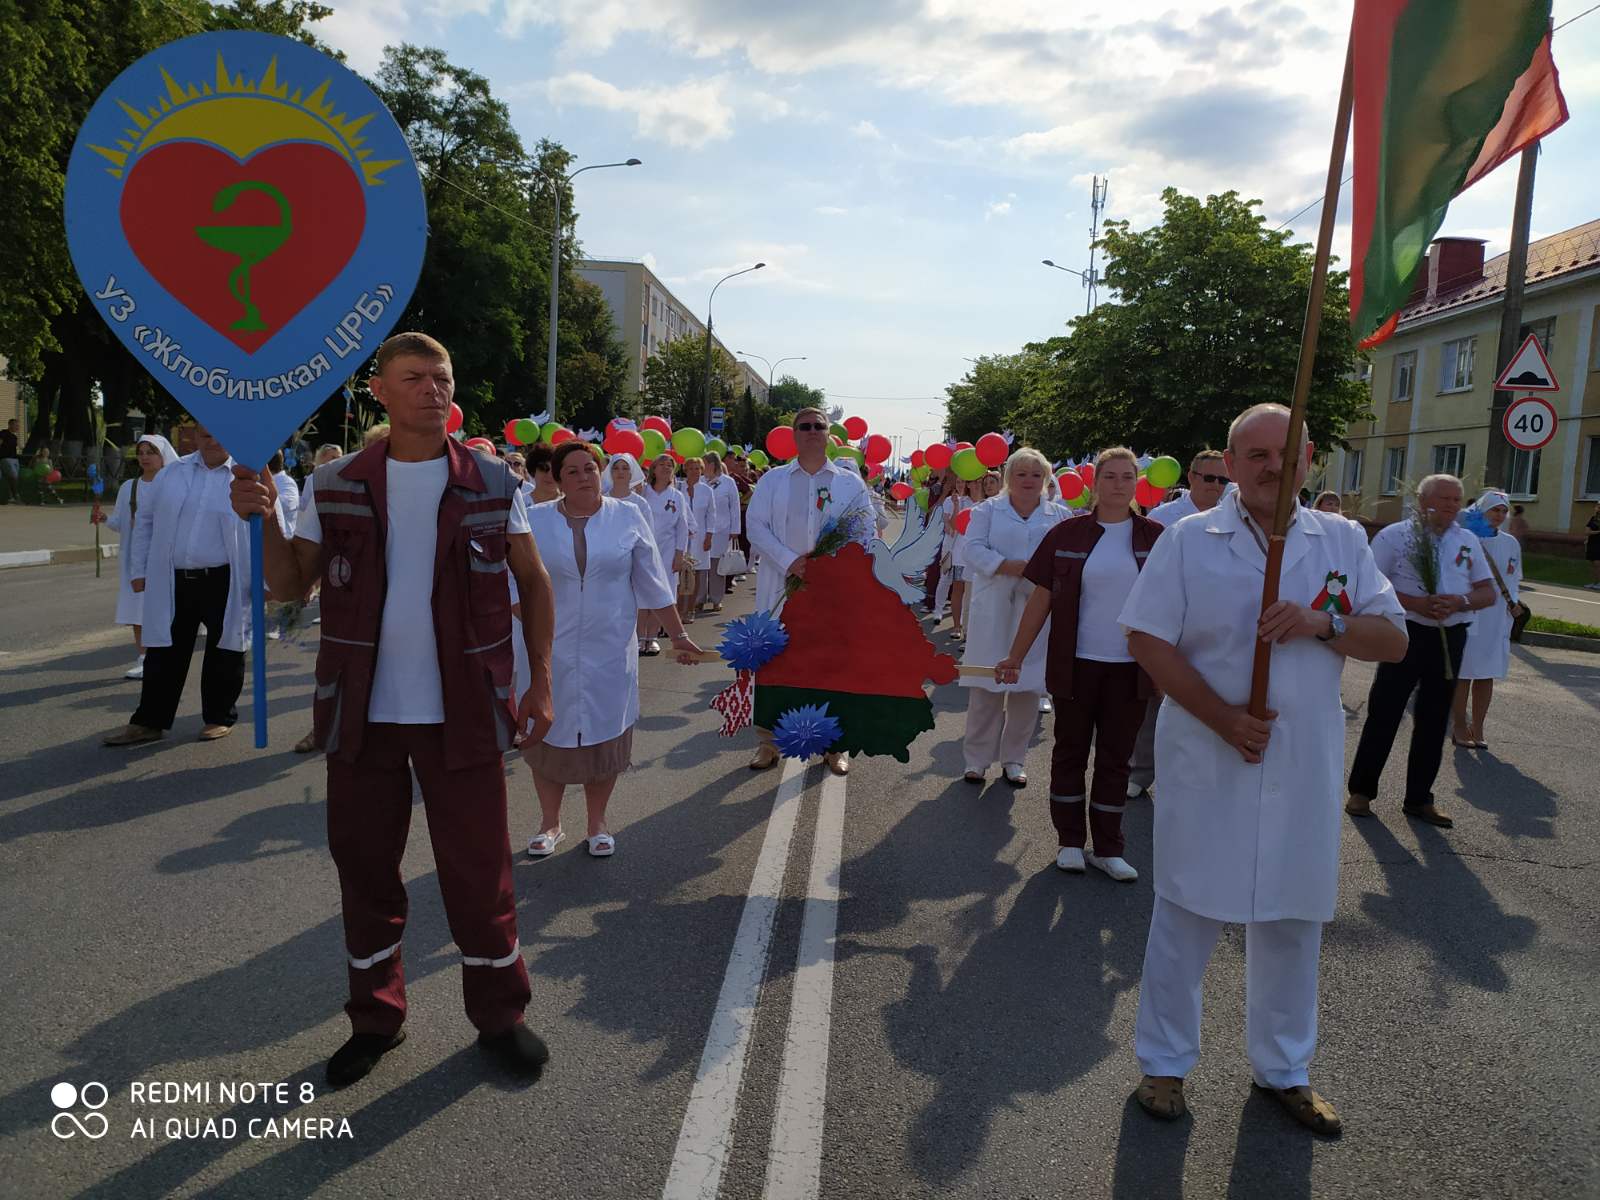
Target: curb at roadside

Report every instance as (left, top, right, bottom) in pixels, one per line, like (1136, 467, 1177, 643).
(0, 544, 119, 570)
(1520, 630, 1600, 655)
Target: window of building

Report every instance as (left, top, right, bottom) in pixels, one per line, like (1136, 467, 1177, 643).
(1439, 337, 1475, 392)
(1519, 316, 1555, 359)
(1343, 448, 1364, 493)
(1507, 447, 1541, 498)
(1582, 437, 1600, 499)
(1382, 446, 1405, 495)
(1431, 443, 1466, 476)
(1392, 351, 1416, 402)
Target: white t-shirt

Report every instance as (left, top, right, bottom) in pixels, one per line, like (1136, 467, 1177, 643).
(1369, 519, 1491, 628)
(1076, 519, 1138, 662)
(298, 456, 531, 723)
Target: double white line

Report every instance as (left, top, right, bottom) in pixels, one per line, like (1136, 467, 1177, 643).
(661, 758, 848, 1200)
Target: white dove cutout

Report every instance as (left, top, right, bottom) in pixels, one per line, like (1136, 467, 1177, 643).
(530, 410, 553, 426)
(868, 504, 947, 603)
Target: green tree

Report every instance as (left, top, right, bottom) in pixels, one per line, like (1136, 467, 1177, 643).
(943, 353, 1035, 443)
(767, 374, 825, 416)
(1011, 189, 1367, 462)
(641, 335, 741, 430)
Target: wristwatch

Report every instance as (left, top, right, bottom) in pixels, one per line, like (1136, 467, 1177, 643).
(1317, 612, 1347, 643)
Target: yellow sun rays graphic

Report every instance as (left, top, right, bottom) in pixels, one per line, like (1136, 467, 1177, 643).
(87, 52, 401, 186)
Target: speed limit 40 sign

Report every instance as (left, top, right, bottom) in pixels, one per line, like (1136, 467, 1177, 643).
(1503, 395, 1558, 451)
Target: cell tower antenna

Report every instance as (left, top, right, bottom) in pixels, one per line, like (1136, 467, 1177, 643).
(1085, 175, 1107, 313)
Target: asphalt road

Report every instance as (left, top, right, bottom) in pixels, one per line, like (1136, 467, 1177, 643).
(0, 560, 1596, 1199)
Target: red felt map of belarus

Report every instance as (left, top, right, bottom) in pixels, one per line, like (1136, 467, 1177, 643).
(755, 542, 957, 761)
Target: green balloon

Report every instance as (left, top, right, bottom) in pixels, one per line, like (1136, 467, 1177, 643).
(910, 464, 930, 484)
(913, 487, 930, 512)
(541, 420, 564, 445)
(706, 437, 727, 455)
(824, 443, 840, 459)
(951, 447, 986, 481)
(513, 418, 539, 445)
(834, 444, 864, 467)
(1068, 490, 1091, 508)
(640, 428, 668, 459)
(829, 422, 848, 441)
(748, 450, 769, 468)
(1147, 455, 1182, 489)
(672, 427, 707, 458)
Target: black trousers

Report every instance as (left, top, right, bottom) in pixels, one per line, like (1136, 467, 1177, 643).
(132, 568, 246, 731)
(1348, 620, 1468, 808)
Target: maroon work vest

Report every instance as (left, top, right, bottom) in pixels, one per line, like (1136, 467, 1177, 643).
(309, 439, 520, 770)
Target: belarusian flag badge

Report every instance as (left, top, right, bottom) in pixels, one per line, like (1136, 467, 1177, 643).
(1313, 570, 1352, 615)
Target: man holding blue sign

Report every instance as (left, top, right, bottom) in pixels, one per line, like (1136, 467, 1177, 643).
(232, 332, 558, 1086)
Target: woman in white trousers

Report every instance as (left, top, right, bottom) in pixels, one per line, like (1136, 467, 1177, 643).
(958, 448, 1069, 785)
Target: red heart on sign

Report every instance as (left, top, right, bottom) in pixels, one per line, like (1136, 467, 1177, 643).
(121, 142, 366, 354)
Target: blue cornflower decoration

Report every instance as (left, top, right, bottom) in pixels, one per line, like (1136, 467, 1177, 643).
(1460, 507, 1495, 538)
(772, 704, 842, 760)
(718, 611, 790, 672)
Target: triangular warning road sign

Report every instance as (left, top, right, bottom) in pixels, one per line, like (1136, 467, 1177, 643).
(1494, 333, 1560, 392)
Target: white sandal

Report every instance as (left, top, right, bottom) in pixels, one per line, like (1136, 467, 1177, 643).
(587, 832, 615, 857)
(526, 830, 565, 857)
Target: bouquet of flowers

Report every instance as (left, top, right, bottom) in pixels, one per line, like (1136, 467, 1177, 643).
(783, 504, 878, 601)
(1408, 507, 1453, 679)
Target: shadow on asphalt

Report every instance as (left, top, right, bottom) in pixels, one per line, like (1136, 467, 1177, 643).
(1111, 1093, 1191, 1198)
(836, 781, 1151, 1188)
(1450, 750, 1559, 839)
(1348, 818, 1537, 1001)
(1512, 645, 1600, 712)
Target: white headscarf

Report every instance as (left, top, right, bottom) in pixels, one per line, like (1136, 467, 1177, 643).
(135, 433, 180, 470)
(606, 452, 644, 495)
(1471, 489, 1509, 514)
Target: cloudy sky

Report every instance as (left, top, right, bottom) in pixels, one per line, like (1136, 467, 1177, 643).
(318, 0, 1600, 450)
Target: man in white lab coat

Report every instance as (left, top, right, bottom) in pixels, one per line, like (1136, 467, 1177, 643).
(1119, 404, 1407, 1136)
(744, 407, 873, 774)
(103, 425, 254, 746)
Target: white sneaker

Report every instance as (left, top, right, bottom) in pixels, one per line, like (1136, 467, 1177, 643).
(1127, 781, 1147, 800)
(1039, 696, 1053, 713)
(1002, 762, 1027, 786)
(266, 629, 282, 641)
(1055, 847, 1085, 872)
(1086, 853, 1138, 882)
(124, 656, 145, 680)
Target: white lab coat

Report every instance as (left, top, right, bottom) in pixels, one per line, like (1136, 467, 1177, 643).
(530, 498, 676, 748)
(643, 484, 691, 562)
(272, 471, 300, 538)
(942, 495, 974, 568)
(130, 453, 254, 652)
(745, 459, 872, 614)
(960, 496, 1071, 693)
(706, 475, 741, 557)
(1147, 492, 1199, 527)
(686, 480, 717, 557)
(1459, 531, 1520, 680)
(1118, 496, 1405, 924)
(106, 477, 149, 626)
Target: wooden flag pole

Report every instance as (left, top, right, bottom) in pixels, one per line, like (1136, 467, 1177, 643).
(1248, 34, 1355, 719)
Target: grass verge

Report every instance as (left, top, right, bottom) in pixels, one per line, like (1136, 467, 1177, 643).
(1527, 614, 1600, 640)
(1522, 552, 1596, 589)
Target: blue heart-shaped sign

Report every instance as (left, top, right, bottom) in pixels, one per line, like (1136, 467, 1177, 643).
(64, 31, 427, 469)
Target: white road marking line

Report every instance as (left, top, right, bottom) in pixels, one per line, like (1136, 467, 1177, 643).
(1521, 583, 1600, 606)
(763, 767, 847, 1200)
(662, 755, 808, 1200)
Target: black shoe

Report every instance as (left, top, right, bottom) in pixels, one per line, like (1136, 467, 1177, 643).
(326, 1028, 406, 1088)
(478, 1022, 550, 1076)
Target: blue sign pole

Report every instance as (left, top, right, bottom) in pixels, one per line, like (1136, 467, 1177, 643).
(250, 516, 267, 748)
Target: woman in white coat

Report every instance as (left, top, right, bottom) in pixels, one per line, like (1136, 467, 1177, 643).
(682, 457, 717, 616)
(640, 454, 691, 654)
(93, 433, 179, 678)
(960, 448, 1069, 785)
(522, 442, 705, 858)
(1452, 490, 1521, 748)
(703, 451, 742, 607)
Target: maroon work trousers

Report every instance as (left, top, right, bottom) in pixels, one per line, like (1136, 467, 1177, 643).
(327, 722, 531, 1036)
(1048, 658, 1145, 857)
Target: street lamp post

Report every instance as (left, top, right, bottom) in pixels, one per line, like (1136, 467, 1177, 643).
(735, 351, 806, 394)
(700, 264, 765, 430)
(1041, 258, 1098, 315)
(543, 157, 641, 422)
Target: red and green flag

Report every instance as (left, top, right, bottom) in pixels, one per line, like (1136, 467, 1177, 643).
(1350, 0, 1569, 348)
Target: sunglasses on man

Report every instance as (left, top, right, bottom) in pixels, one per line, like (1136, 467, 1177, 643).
(794, 421, 828, 432)
(1193, 471, 1230, 485)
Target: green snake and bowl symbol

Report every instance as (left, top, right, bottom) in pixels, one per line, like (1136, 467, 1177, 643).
(193, 180, 291, 332)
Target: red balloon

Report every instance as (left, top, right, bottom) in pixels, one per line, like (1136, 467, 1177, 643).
(867, 463, 884, 480)
(766, 426, 797, 460)
(1135, 478, 1164, 509)
(446, 402, 463, 434)
(549, 427, 576, 445)
(46, 469, 63, 484)
(604, 429, 646, 459)
(951, 508, 973, 534)
(669, 449, 685, 465)
(954, 441, 973, 452)
(863, 434, 892, 464)
(641, 415, 672, 436)
(503, 419, 524, 446)
(1056, 470, 1086, 500)
(910, 449, 925, 468)
(890, 482, 914, 500)
(924, 443, 952, 470)
(975, 432, 1008, 468)
(1078, 462, 1095, 488)
(843, 416, 868, 440)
